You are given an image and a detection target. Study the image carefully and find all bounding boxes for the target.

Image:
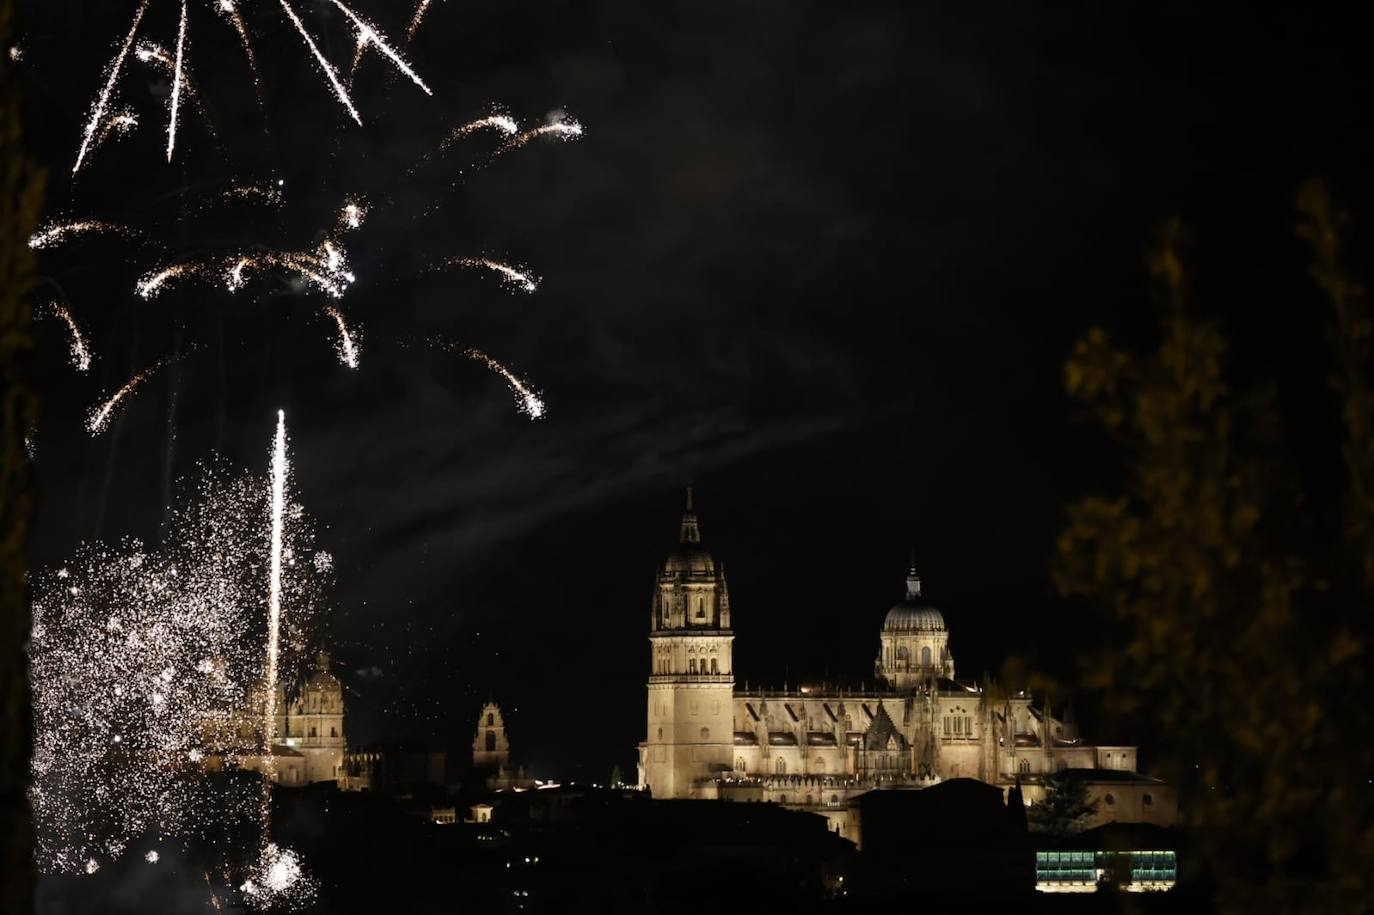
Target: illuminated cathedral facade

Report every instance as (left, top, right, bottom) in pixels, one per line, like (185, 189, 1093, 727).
(637, 492, 1165, 841)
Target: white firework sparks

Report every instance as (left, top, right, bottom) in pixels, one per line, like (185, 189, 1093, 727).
(445, 257, 538, 293)
(87, 357, 171, 434)
(321, 306, 361, 368)
(326, 0, 432, 96)
(166, 0, 189, 163)
(30, 456, 331, 877)
(452, 344, 545, 419)
(45, 303, 93, 372)
(214, 0, 260, 91)
(276, 0, 362, 124)
(498, 117, 583, 155)
(73, 0, 151, 174)
(29, 220, 131, 250)
(407, 0, 435, 40)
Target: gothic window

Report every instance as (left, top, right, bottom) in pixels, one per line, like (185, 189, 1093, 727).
(330, 727, 337, 737)
(736, 758, 746, 772)
(775, 758, 786, 775)
(830, 794, 839, 806)
(487, 713, 494, 726)
(1018, 758, 1030, 775)
(689, 658, 697, 674)
(710, 658, 718, 674)
(921, 646, 932, 668)
(965, 716, 972, 735)
(486, 731, 496, 752)
(844, 715, 852, 730)
(943, 717, 950, 735)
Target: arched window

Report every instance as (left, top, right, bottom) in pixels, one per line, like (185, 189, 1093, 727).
(830, 794, 839, 807)
(775, 758, 786, 775)
(330, 727, 337, 737)
(485, 731, 496, 752)
(700, 727, 710, 739)
(487, 713, 494, 726)
(689, 658, 697, 674)
(309, 727, 316, 737)
(921, 646, 932, 668)
(657, 727, 663, 739)
(1018, 758, 1030, 775)
(736, 758, 746, 772)
(896, 646, 909, 666)
(710, 658, 718, 674)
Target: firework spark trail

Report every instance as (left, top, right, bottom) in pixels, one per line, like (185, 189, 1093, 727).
(450, 344, 545, 419)
(407, 0, 434, 39)
(74, 0, 150, 174)
(29, 220, 131, 250)
(167, 0, 189, 162)
(445, 257, 538, 293)
(137, 262, 205, 299)
(439, 113, 519, 151)
(326, 0, 432, 95)
(213, 0, 260, 91)
(497, 118, 583, 155)
(47, 303, 93, 372)
(276, 0, 362, 124)
(87, 356, 171, 434)
(321, 306, 360, 368)
(260, 411, 287, 833)
(94, 109, 138, 151)
(31, 459, 331, 880)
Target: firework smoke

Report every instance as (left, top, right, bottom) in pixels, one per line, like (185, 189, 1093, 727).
(73, 0, 150, 174)
(443, 256, 538, 293)
(87, 356, 171, 434)
(321, 306, 361, 368)
(46, 303, 93, 372)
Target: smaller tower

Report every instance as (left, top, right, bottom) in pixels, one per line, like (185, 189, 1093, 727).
(473, 702, 511, 770)
(874, 560, 954, 689)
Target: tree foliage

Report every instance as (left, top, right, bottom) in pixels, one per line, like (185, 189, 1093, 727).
(1, 1, 46, 911)
(1054, 205, 1374, 913)
(1028, 771, 1097, 838)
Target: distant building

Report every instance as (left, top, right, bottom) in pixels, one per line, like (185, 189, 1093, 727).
(637, 491, 1172, 843)
(473, 702, 511, 770)
(225, 650, 346, 786)
(472, 701, 535, 790)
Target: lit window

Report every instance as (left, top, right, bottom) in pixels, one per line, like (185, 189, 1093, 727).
(775, 758, 786, 775)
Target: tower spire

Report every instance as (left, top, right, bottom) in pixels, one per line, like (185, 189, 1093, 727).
(679, 485, 701, 543)
(905, 551, 922, 600)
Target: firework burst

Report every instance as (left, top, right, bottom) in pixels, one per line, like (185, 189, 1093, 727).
(45, 303, 93, 372)
(87, 356, 172, 434)
(442, 256, 539, 293)
(441, 342, 546, 419)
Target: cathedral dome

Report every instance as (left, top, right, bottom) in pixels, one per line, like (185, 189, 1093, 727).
(882, 566, 945, 631)
(664, 543, 715, 575)
(303, 651, 340, 689)
(882, 603, 946, 632)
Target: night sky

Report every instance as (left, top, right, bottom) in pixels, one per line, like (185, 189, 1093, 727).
(19, 1, 1374, 781)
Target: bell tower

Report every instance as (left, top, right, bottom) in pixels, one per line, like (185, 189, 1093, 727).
(638, 488, 735, 798)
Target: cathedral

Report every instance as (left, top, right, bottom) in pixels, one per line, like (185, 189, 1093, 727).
(637, 491, 1164, 841)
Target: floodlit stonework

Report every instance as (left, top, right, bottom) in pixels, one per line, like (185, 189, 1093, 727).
(637, 492, 1172, 842)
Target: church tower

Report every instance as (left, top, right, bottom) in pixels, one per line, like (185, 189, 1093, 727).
(287, 650, 346, 783)
(638, 489, 735, 798)
(472, 702, 511, 770)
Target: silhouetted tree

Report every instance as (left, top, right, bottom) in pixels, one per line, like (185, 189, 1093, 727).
(1027, 771, 1096, 837)
(1055, 205, 1374, 913)
(0, 2, 46, 911)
